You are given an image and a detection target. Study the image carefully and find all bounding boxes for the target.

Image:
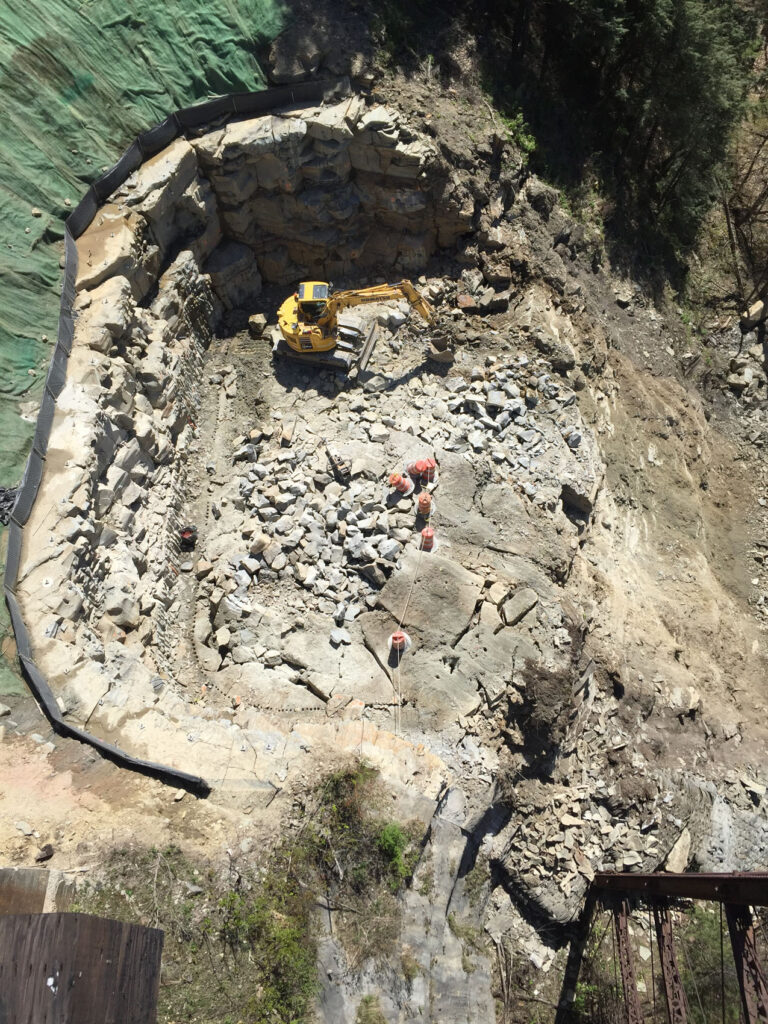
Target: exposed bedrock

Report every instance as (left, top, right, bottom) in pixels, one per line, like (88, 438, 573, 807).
(76, 96, 473, 302)
(14, 93, 478, 790)
(11, 89, 768, 1021)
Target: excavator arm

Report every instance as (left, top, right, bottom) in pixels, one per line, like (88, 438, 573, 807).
(326, 281, 435, 323)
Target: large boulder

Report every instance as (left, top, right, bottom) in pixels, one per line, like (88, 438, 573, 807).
(73, 276, 135, 353)
(741, 298, 766, 331)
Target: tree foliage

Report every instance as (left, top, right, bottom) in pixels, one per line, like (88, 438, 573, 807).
(376, 0, 764, 274)
(484, 0, 760, 267)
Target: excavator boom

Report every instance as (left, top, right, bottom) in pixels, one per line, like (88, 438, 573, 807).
(328, 281, 435, 322)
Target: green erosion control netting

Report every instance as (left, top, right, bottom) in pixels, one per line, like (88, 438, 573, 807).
(0, 0, 285, 689)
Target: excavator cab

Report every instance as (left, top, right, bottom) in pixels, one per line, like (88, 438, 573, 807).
(296, 282, 329, 322)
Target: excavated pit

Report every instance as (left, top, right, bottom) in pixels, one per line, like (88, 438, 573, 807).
(13, 90, 768, 1017)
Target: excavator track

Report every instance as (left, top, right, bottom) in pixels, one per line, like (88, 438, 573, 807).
(273, 337, 356, 371)
(274, 321, 379, 374)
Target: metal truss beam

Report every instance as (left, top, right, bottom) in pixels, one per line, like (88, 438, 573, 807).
(653, 903, 689, 1024)
(613, 898, 644, 1024)
(725, 903, 768, 1024)
(593, 873, 768, 906)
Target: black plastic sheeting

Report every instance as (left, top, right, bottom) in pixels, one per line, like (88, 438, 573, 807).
(3, 79, 346, 798)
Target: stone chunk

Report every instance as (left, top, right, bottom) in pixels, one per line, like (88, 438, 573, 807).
(74, 275, 134, 353)
(501, 588, 539, 626)
(231, 646, 256, 664)
(249, 533, 271, 555)
(262, 541, 283, 567)
(378, 537, 403, 562)
(249, 313, 267, 337)
(487, 581, 509, 606)
(740, 775, 766, 801)
(741, 298, 766, 331)
(103, 588, 140, 630)
(664, 828, 691, 872)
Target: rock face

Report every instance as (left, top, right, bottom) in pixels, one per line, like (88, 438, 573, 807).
(191, 98, 472, 284)
(13, 87, 768, 1024)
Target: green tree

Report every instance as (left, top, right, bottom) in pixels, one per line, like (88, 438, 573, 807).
(478, 0, 760, 270)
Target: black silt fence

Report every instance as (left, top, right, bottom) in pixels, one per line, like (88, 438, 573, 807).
(3, 78, 347, 797)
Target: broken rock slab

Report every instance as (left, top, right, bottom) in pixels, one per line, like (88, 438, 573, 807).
(500, 587, 539, 626)
(283, 621, 392, 705)
(453, 622, 538, 707)
(73, 275, 135, 353)
(218, 663, 325, 712)
(375, 548, 483, 649)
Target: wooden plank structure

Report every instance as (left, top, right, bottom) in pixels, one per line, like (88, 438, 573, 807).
(0, 868, 74, 915)
(0, 912, 163, 1024)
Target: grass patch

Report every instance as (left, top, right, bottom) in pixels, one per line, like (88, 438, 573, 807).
(447, 912, 481, 948)
(401, 948, 422, 984)
(418, 864, 434, 897)
(302, 761, 420, 964)
(356, 994, 388, 1024)
(74, 760, 419, 1022)
(463, 854, 491, 910)
(498, 110, 536, 156)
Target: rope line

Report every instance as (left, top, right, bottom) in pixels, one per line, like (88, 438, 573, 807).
(389, 489, 432, 737)
(398, 541, 425, 629)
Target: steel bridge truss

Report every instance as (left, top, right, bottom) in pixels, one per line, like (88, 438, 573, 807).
(556, 872, 768, 1024)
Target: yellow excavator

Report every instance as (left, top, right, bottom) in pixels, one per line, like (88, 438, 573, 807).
(275, 280, 435, 371)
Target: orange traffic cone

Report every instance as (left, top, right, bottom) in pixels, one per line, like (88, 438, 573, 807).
(391, 626, 415, 651)
(391, 630, 408, 652)
(407, 457, 437, 484)
(389, 472, 413, 495)
(421, 527, 435, 551)
(417, 492, 433, 518)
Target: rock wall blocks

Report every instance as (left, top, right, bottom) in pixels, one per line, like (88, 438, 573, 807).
(204, 241, 262, 311)
(73, 275, 135, 354)
(122, 138, 199, 209)
(75, 205, 159, 300)
(303, 97, 365, 142)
